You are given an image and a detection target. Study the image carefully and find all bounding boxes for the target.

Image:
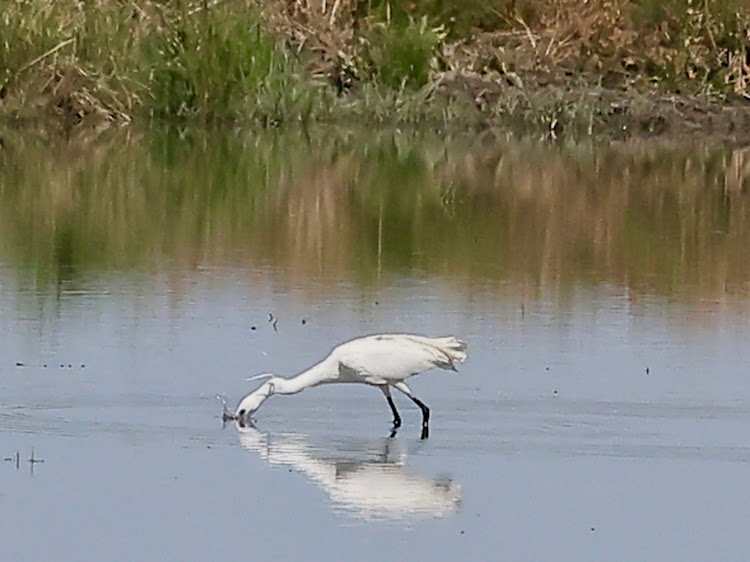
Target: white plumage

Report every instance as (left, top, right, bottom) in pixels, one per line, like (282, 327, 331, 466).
(234, 334, 468, 439)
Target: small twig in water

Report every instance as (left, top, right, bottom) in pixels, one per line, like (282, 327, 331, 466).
(28, 448, 44, 465)
(3, 451, 20, 469)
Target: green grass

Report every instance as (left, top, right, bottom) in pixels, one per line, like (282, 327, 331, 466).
(0, 0, 748, 131)
(0, 1, 332, 125)
(0, 1, 144, 121)
(142, 3, 321, 123)
(361, 15, 447, 89)
(0, 0, 455, 127)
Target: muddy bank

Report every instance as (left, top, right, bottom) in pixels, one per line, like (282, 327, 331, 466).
(434, 69, 750, 142)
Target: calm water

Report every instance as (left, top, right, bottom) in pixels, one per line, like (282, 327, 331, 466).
(1, 127, 750, 561)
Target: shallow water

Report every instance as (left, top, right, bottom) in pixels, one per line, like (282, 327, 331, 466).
(1, 128, 750, 561)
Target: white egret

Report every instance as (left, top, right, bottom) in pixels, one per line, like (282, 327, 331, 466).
(234, 334, 468, 439)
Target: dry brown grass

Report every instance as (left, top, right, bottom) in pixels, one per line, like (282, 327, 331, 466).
(2, 0, 749, 133)
(443, 0, 749, 96)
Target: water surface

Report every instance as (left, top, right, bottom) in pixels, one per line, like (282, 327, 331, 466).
(1, 127, 750, 561)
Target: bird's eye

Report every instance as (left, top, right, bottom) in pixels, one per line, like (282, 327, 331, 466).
(238, 409, 246, 417)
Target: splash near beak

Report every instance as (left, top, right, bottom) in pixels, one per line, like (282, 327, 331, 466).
(217, 394, 236, 422)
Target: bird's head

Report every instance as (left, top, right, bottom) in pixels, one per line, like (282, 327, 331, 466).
(234, 374, 276, 422)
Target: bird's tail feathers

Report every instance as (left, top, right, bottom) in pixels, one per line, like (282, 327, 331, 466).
(432, 336, 468, 368)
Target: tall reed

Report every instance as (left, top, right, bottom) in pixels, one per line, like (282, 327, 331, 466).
(1, 0, 748, 129)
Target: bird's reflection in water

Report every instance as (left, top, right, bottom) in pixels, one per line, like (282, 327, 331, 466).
(236, 424, 462, 521)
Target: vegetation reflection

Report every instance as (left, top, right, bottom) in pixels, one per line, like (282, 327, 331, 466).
(1, 127, 749, 298)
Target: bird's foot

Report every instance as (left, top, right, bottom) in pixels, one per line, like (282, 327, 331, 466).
(389, 417, 402, 438)
(420, 424, 429, 440)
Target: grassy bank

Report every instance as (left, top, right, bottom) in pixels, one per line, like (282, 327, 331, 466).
(1, 0, 749, 137)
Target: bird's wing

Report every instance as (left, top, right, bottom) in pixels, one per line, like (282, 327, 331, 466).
(334, 335, 463, 385)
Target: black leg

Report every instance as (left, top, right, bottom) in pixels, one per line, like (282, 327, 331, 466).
(386, 396, 402, 428)
(410, 396, 430, 440)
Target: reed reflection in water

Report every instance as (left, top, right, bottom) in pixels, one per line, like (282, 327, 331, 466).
(1, 127, 750, 303)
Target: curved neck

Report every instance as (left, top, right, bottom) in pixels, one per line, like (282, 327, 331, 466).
(271, 359, 338, 395)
